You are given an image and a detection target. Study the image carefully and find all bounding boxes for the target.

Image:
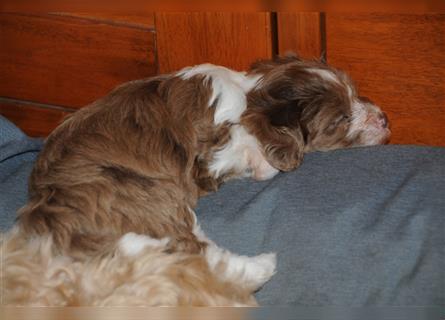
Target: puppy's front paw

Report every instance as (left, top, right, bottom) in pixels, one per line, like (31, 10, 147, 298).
(245, 252, 277, 289)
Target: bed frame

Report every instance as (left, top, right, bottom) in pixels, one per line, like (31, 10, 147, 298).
(1, 13, 444, 145)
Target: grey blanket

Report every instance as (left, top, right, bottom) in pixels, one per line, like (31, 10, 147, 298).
(1, 116, 444, 306)
(0, 116, 42, 230)
(196, 146, 445, 306)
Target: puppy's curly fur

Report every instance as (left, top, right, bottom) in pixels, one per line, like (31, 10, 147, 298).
(2, 229, 268, 306)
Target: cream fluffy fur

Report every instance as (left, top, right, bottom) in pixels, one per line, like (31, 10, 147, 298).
(1, 228, 274, 306)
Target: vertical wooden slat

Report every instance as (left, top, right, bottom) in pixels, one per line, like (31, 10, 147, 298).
(277, 12, 323, 59)
(155, 13, 272, 73)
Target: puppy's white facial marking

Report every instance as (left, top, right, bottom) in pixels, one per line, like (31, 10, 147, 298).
(346, 84, 354, 100)
(178, 63, 261, 124)
(349, 100, 368, 134)
(119, 232, 170, 256)
(348, 100, 389, 145)
(307, 68, 339, 84)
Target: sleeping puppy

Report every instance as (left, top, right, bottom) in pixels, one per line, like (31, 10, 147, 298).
(3, 55, 390, 306)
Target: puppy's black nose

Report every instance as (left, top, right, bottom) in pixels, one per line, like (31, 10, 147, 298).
(379, 112, 389, 128)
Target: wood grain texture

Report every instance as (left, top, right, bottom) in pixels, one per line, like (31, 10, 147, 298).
(277, 12, 323, 59)
(326, 14, 445, 146)
(0, 13, 157, 108)
(0, 100, 73, 137)
(155, 12, 272, 73)
(50, 13, 155, 29)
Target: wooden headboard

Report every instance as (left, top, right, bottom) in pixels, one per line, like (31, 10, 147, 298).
(1, 13, 444, 145)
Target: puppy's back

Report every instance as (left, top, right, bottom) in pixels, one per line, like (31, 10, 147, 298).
(17, 75, 217, 257)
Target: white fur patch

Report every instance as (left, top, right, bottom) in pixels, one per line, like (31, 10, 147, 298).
(348, 100, 388, 145)
(247, 147, 280, 181)
(119, 233, 169, 256)
(179, 64, 276, 180)
(178, 63, 261, 125)
(348, 100, 368, 136)
(208, 125, 278, 179)
(307, 68, 339, 84)
(308, 67, 357, 101)
(192, 210, 276, 290)
(346, 85, 354, 100)
(205, 245, 276, 290)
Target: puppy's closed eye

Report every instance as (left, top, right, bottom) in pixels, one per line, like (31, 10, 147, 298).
(332, 114, 351, 126)
(339, 114, 352, 124)
(323, 114, 351, 136)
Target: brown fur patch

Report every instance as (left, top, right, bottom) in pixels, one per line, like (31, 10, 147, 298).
(18, 75, 229, 257)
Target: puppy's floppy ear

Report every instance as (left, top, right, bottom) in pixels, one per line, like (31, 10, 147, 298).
(242, 79, 306, 172)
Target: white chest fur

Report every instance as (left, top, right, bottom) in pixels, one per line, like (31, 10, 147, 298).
(178, 64, 278, 180)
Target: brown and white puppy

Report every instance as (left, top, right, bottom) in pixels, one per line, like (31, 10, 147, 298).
(3, 55, 390, 306)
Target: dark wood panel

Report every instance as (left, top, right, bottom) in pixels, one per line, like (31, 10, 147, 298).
(277, 12, 323, 59)
(326, 13, 445, 146)
(0, 13, 157, 108)
(155, 12, 272, 73)
(0, 101, 73, 137)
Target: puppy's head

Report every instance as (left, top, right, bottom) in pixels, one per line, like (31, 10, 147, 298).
(242, 55, 390, 172)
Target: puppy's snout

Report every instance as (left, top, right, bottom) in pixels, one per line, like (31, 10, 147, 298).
(366, 110, 389, 130)
(378, 112, 389, 128)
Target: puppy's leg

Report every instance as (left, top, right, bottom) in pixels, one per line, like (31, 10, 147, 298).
(162, 206, 208, 254)
(193, 224, 276, 291)
(206, 245, 277, 292)
(166, 231, 207, 255)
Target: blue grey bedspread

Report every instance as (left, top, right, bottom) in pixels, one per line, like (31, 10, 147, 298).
(1, 115, 444, 306)
(0, 116, 43, 229)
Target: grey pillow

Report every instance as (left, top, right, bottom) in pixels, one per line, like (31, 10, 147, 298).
(196, 145, 445, 306)
(0, 115, 443, 306)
